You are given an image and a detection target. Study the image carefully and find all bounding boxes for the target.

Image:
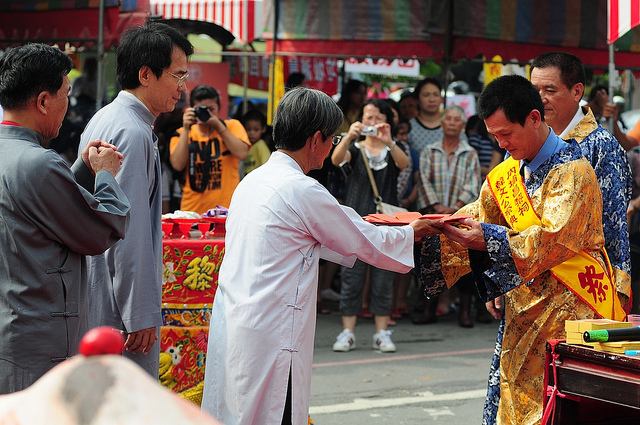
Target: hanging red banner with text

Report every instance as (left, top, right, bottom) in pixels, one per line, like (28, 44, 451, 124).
(228, 55, 339, 96)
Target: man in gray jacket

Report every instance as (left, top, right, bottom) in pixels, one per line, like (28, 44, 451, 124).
(0, 43, 130, 393)
(79, 22, 194, 377)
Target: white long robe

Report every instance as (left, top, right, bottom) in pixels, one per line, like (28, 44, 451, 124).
(202, 152, 415, 425)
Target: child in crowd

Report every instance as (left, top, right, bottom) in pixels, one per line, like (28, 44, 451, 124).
(391, 119, 419, 321)
(241, 109, 271, 176)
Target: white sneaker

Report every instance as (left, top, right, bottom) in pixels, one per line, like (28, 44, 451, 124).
(332, 329, 356, 352)
(372, 330, 396, 352)
(321, 288, 340, 301)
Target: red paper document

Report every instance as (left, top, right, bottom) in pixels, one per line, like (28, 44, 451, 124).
(363, 212, 474, 226)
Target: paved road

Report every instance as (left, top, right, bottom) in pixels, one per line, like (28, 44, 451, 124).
(309, 299, 500, 425)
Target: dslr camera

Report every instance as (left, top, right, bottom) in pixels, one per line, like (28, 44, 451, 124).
(195, 105, 211, 122)
(361, 125, 378, 136)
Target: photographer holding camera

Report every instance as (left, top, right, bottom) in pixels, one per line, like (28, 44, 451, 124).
(330, 98, 409, 353)
(170, 84, 250, 213)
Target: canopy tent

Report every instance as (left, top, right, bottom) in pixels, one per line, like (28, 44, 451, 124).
(149, 0, 264, 46)
(608, 0, 640, 44)
(607, 0, 640, 126)
(149, 0, 265, 115)
(263, 0, 640, 70)
(0, 0, 149, 49)
(0, 0, 149, 111)
(262, 0, 438, 59)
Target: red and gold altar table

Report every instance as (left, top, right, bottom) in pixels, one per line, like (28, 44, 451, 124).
(159, 227, 224, 395)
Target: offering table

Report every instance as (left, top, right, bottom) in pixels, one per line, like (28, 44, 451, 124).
(159, 223, 224, 396)
(543, 339, 640, 424)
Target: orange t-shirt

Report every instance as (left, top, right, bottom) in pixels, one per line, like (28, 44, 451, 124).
(627, 118, 640, 146)
(170, 119, 250, 214)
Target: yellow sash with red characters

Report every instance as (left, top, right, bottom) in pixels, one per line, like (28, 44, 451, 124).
(486, 157, 625, 321)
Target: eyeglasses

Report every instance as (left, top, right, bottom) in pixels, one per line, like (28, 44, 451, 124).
(331, 135, 342, 146)
(164, 70, 189, 87)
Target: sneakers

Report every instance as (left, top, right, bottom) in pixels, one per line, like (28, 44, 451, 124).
(332, 329, 356, 352)
(333, 329, 397, 352)
(320, 288, 340, 302)
(372, 330, 396, 352)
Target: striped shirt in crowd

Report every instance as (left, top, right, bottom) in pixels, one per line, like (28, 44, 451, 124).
(417, 138, 481, 212)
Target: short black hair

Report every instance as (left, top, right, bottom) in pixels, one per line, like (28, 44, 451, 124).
(588, 84, 609, 102)
(393, 118, 411, 137)
(399, 90, 417, 102)
(190, 85, 220, 107)
(241, 109, 267, 127)
(285, 72, 306, 90)
(116, 21, 194, 90)
(413, 77, 442, 98)
(477, 75, 545, 126)
(530, 51, 585, 90)
(361, 98, 396, 134)
(336, 79, 367, 112)
(0, 43, 72, 111)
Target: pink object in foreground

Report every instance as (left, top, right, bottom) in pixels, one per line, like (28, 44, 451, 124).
(78, 326, 124, 356)
(0, 355, 222, 424)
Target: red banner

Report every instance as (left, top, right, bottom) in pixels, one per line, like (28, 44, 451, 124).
(228, 55, 339, 96)
(160, 326, 209, 392)
(162, 238, 224, 309)
(160, 237, 225, 394)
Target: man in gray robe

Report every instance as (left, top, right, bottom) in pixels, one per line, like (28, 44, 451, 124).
(0, 43, 130, 393)
(79, 22, 194, 377)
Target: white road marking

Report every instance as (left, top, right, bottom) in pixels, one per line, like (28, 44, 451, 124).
(309, 389, 486, 415)
(423, 407, 454, 417)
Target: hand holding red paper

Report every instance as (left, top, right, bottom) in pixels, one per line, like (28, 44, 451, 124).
(363, 211, 477, 240)
(409, 217, 443, 240)
(440, 217, 487, 251)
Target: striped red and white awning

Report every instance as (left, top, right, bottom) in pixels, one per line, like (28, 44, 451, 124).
(150, 0, 263, 44)
(608, 0, 640, 44)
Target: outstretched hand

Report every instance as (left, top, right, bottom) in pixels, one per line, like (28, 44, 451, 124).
(440, 218, 487, 251)
(409, 218, 443, 240)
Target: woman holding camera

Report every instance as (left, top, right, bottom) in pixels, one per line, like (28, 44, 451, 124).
(330, 99, 408, 353)
(170, 84, 250, 214)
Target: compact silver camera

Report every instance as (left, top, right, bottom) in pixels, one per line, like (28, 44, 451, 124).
(361, 125, 378, 136)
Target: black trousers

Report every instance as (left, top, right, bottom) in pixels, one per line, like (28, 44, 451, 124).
(281, 371, 292, 425)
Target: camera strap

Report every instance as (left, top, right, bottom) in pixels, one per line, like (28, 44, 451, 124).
(359, 145, 383, 206)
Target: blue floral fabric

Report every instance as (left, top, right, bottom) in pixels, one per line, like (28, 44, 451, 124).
(577, 125, 632, 280)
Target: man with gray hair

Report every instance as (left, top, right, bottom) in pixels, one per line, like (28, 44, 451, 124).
(201, 87, 441, 425)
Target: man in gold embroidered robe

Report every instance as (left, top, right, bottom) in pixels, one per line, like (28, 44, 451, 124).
(417, 75, 627, 425)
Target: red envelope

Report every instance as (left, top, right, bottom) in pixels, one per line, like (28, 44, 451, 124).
(442, 213, 474, 223)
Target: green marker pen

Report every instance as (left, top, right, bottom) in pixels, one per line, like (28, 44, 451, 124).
(584, 327, 640, 342)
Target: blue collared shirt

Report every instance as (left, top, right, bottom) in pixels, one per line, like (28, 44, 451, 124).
(521, 128, 568, 177)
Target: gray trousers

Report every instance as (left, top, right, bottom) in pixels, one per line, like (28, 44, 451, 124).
(339, 259, 394, 317)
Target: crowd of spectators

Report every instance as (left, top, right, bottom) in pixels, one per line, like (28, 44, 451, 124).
(6, 36, 640, 424)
